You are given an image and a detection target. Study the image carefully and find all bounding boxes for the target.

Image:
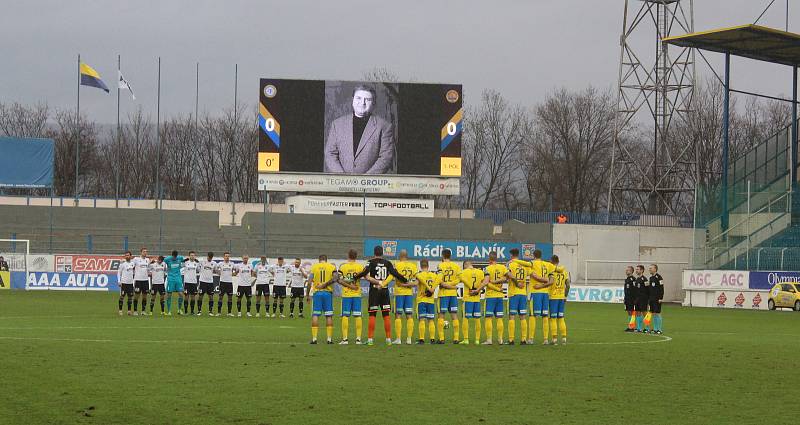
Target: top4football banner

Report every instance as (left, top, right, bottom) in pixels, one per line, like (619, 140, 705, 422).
(257, 79, 462, 195)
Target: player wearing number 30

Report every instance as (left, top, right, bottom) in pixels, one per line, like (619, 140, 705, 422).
(309, 255, 337, 344)
(385, 249, 418, 345)
(436, 249, 462, 344)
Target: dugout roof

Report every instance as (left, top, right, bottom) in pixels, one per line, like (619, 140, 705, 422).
(663, 24, 800, 67)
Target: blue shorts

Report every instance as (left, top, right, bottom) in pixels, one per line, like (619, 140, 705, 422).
(484, 298, 505, 318)
(549, 299, 566, 318)
(341, 297, 362, 317)
(312, 291, 333, 317)
(531, 293, 550, 317)
(439, 296, 458, 313)
(395, 295, 414, 315)
(464, 301, 482, 318)
(509, 295, 528, 316)
(166, 276, 183, 293)
(417, 302, 436, 319)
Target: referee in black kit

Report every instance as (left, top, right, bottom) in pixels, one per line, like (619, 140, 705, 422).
(353, 245, 408, 346)
(634, 264, 649, 333)
(623, 266, 637, 332)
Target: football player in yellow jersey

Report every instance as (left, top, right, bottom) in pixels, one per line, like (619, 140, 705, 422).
(476, 251, 510, 345)
(337, 249, 365, 345)
(548, 255, 570, 345)
(384, 250, 419, 345)
(459, 261, 485, 345)
(506, 248, 530, 345)
(308, 255, 338, 344)
(512, 249, 555, 344)
(414, 259, 439, 344)
(436, 249, 462, 344)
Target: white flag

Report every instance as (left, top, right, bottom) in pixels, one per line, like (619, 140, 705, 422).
(118, 70, 136, 100)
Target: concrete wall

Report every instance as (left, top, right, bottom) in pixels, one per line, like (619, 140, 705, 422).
(553, 224, 693, 302)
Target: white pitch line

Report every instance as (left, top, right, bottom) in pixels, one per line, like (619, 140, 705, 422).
(573, 334, 672, 345)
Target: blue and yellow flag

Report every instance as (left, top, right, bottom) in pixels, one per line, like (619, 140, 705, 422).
(79, 62, 109, 93)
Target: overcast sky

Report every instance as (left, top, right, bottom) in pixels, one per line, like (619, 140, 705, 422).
(1, 0, 798, 124)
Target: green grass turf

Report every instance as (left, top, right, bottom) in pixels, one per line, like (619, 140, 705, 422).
(0, 291, 798, 424)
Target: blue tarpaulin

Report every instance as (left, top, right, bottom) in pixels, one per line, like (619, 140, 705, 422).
(0, 137, 54, 188)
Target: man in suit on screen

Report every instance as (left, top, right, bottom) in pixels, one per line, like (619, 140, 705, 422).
(324, 85, 395, 174)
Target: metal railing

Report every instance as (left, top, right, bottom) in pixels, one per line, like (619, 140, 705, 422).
(474, 210, 691, 227)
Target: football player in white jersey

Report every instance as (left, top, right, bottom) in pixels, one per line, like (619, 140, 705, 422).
(181, 251, 201, 315)
(288, 258, 309, 318)
(270, 257, 291, 318)
(235, 255, 254, 317)
(117, 251, 135, 315)
(216, 252, 236, 317)
(197, 252, 217, 316)
(132, 248, 151, 316)
(254, 256, 271, 317)
(148, 255, 168, 315)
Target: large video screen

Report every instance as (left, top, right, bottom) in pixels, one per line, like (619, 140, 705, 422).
(258, 79, 462, 178)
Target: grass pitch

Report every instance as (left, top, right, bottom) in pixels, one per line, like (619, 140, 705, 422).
(0, 291, 797, 424)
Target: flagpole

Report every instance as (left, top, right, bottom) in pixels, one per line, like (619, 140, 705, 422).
(115, 54, 121, 207)
(193, 61, 199, 207)
(75, 53, 81, 205)
(155, 56, 162, 208)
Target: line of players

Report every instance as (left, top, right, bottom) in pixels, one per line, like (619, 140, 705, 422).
(623, 264, 665, 334)
(305, 245, 571, 346)
(116, 248, 311, 318)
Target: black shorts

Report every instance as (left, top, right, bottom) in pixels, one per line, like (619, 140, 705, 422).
(368, 287, 391, 313)
(649, 299, 662, 314)
(237, 286, 252, 297)
(184, 282, 198, 295)
(151, 284, 166, 295)
(273, 286, 287, 297)
(255, 284, 270, 296)
(636, 298, 649, 312)
(290, 287, 305, 298)
(199, 282, 215, 295)
(134, 280, 149, 294)
(624, 302, 636, 312)
(219, 282, 234, 295)
(120, 283, 134, 296)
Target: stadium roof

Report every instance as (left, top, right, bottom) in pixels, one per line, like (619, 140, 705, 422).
(663, 24, 800, 67)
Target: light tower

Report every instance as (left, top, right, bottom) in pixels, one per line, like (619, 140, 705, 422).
(607, 0, 696, 219)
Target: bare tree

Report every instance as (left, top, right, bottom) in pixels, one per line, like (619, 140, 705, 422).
(0, 102, 49, 138)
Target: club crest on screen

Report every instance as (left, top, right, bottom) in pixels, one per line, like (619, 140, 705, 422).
(446, 89, 460, 103)
(263, 84, 277, 98)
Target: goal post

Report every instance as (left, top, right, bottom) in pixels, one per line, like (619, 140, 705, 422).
(0, 239, 30, 290)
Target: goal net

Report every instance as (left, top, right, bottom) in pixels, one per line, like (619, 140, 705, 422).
(0, 239, 30, 290)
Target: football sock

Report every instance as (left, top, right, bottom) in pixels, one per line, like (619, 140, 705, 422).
(520, 318, 527, 341)
(127, 299, 132, 310)
(437, 318, 445, 341)
(166, 296, 172, 312)
(406, 317, 414, 340)
(474, 318, 482, 342)
(427, 321, 436, 340)
(418, 320, 426, 340)
(529, 316, 536, 340)
(289, 299, 295, 313)
(256, 302, 261, 313)
(542, 317, 550, 341)
(180, 297, 186, 313)
(341, 316, 349, 339)
(382, 315, 391, 338)
(141, 298, 147, 312)
(246, 299, 251, 313)
(227, 300, 232, 314)
(149, 301, 154, 312)
(508, 319, 516, 342)
(118, 298, 123, 311)
(237, 300, 242, 312)
(279, 301, 284, 314)
(217, 300, 222, 313)
(133, 300, 138, 311)
(550, 317, 558, 339)
(368, 314, 376, 339)
(272, 300, 277, 314)
(326, 325, 333, 340)
(558, 318, 567, 337)
(208, 299, 213, 313)
(159, 300, 164, 312)
(355, 317, 363, 340)
(453, 319, 460, 341)
(311, 325, 318, 340)
(485, 318, 493, 340)
(298, 299, 304, 313)
(496, 319, 504, 341)
(190, 299, 195, 313)
(394, 317, 402, 340)
(654, 314, 662, 331)
(636, 314, 643, 330)
(461, 318, 469, 341)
